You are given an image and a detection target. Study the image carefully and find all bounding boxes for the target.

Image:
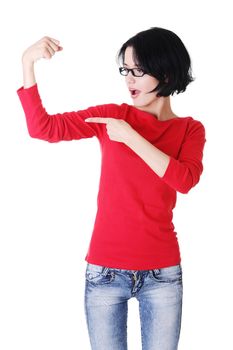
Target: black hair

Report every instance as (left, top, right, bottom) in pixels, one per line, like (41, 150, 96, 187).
(117, 27, 194, 97)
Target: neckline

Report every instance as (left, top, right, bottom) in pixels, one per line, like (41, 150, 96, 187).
(126, 104, 182, 123)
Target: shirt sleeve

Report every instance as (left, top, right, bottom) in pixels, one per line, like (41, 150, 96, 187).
(17, 84, 121, 143)
(161, 119, 206, 194)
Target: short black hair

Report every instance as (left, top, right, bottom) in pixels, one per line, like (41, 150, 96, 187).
(117, 27, 194, 97)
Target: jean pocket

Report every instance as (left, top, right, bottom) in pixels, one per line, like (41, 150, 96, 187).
(150, 265, 182, 284)
(85, 263, 115, 285)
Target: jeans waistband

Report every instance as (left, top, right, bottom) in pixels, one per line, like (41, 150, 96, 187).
(86, 262, 181, 274)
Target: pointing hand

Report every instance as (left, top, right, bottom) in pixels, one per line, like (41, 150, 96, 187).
(85, 117, 134, 144)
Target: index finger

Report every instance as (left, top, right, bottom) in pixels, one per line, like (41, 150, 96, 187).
(85, 117, 111, 124)
(48, 38, 62, 51)
(49, 37, 60, 45)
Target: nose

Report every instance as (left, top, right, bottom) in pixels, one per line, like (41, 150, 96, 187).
(125, 71, 136, 84)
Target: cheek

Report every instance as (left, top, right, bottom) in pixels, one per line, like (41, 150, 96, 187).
(140, 76, 159, 92)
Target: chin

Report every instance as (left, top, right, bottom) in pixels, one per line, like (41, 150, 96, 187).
(132, 100, 148, 108)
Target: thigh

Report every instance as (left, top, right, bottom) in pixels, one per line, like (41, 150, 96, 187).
(84, 263, 128, 350)
(137, 265, 183, 350)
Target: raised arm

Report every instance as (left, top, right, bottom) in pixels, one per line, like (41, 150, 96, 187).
(18, 37, 111, 142)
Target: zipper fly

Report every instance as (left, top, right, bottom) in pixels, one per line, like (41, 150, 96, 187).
(132, 272, 137, 282)
(131, 271, 143, 295)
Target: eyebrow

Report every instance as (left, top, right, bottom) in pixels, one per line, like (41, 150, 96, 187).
(123, 63, 140, 67)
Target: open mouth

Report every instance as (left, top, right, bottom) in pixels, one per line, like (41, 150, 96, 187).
(129, 89, 141, 98)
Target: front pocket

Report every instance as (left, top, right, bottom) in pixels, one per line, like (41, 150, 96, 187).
(85, 265, 115, 285)
(150, 265, 182, 284)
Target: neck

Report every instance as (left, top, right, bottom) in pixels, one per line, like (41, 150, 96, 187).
(136, 96, 178, 121)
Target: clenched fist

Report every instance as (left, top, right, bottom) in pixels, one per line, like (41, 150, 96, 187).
(22, 36, 63, 65)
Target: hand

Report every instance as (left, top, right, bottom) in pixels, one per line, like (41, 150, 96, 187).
(22, 36, 63, 65)
(85, 117, 135, 144)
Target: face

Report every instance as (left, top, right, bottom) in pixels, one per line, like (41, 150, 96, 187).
(123, 46, 160, 110)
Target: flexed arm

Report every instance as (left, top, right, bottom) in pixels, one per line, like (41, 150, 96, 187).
(18, 37, 105, 142)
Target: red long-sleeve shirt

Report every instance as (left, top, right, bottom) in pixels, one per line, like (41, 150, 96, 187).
(17, 84, 206, 269)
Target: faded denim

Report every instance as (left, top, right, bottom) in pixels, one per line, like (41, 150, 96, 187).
(84, 263, 183, 350)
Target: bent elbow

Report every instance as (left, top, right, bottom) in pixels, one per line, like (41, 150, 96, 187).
(176, 171, 201, 194)
(27, 129, 58, 143)
(28, 129, 38, 139)
(177, 185, 192, 194)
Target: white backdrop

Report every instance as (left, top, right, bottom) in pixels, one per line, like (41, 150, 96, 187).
(0, 0, 232, 349)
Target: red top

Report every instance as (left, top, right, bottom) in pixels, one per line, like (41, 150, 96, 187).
(17, 84, 206, 269)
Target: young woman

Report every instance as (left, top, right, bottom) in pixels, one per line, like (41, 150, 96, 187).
(17, 27, 206, 350)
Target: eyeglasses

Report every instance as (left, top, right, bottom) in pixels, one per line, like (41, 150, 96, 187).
(119, 67, 146, 77)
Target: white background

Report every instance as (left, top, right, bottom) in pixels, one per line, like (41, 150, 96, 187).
(0, 0, 232, 349)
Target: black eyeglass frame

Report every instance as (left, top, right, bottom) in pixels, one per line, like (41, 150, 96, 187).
(119, 67, 147, 77)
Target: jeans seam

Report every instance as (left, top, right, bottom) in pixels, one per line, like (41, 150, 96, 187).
(138, 301, 145, 349)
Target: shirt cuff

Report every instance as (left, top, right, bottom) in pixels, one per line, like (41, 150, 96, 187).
(17, 83, 38, 94)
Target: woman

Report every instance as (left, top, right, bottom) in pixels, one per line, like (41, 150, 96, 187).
(17, 27, 206, 350)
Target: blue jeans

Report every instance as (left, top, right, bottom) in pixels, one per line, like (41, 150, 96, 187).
(84, 263, 183, 350)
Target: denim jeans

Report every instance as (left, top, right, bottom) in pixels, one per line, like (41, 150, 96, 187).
(84, 263, 183, 350)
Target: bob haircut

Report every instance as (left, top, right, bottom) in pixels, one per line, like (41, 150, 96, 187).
(117, 27, 194, 97)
